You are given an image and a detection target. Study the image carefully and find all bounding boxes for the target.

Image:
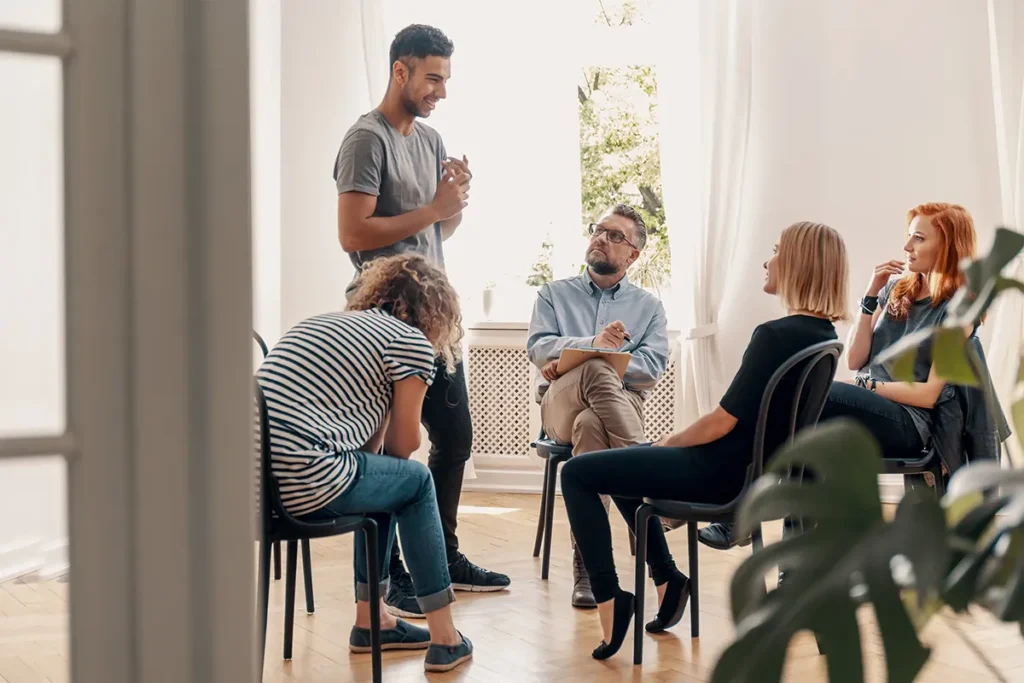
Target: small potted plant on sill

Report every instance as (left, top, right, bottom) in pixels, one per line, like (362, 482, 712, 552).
(481, 280, 496, 321)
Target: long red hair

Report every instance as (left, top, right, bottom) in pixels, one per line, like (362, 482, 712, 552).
(887, 203, 977, 319)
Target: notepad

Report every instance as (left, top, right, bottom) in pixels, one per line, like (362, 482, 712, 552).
(556, 347, 631, 379)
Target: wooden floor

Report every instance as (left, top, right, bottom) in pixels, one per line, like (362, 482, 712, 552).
(1, 492, 1023, 682)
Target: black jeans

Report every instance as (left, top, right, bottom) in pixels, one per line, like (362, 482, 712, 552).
(559, 440, 748, 604)
(819, 382, 925, 459)
(390, 359, 473, 573)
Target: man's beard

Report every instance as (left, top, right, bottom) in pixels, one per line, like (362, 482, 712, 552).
(586, 251, 618, 276)
(401, 91, 424, 118)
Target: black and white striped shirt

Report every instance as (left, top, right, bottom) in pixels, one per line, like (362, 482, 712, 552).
(256, 309, 436, 516)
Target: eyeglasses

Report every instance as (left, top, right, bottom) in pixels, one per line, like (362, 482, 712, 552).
(588, 223, 638, 249)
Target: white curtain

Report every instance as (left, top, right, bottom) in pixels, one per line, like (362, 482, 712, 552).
(981, 0, 1024, 466)
(360, 0, 390, 104)
(657, 0, 757, 425)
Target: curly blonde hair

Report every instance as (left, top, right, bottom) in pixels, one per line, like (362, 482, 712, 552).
(347, 254, 463, 372)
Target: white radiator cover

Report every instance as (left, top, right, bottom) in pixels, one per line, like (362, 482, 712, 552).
(464, 323, 681, 492)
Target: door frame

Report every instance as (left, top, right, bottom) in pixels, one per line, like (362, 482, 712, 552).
(1, 0, 257, 680)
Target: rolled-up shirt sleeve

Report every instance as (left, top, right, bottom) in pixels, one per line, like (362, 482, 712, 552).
(527, 284, 596, 367)
(623, 300, 669, 391)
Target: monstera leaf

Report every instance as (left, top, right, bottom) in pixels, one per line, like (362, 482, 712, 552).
(711, 420, 949, 683)
(942, 465, 1024, 624)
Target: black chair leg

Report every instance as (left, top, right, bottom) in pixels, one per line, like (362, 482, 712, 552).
(633, 505, 652, 665)
(628, 527, 636, 556)
(541, 457, 560, 580)
(752, 524, 764, 553)
(534, 458, 550, 558)
(257, 539, 272, 677)
(301, 539, 315, 614)
(687, 521, 700, 638)
(933, 463, 947, 497)
(283, 540, 298, 660)
(364, 521, 382, 683)
(273, 540, 282, 580)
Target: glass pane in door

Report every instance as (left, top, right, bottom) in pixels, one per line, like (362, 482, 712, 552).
(0, 0, 61, 33)
(0, 51, 70, 683)
(0, 53, 65, 438)
(0, 456, 69, 683)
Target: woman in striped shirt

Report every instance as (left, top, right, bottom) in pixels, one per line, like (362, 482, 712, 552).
(256, 254, 472, 673)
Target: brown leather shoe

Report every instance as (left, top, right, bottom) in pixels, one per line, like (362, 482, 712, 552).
(571, 546, 597, 609)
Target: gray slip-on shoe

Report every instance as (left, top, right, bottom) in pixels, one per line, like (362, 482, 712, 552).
(348, 619, 431, 653)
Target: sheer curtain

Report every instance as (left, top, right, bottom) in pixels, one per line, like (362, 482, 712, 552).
(657, 0, 757, 425)
(982, 0, 1024, 466)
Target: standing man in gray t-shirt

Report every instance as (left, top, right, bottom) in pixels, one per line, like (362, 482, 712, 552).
(333, 24, 511, 618)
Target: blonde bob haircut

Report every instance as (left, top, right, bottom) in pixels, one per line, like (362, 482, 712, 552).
(775, 221, 849, 322)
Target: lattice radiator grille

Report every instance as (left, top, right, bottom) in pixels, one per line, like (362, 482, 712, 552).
(643, 353, 678, 440)
(468, 343, 679, 456)
(468, 346, 532, 456)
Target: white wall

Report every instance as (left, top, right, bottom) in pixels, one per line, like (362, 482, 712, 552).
(0, 51, 68, 579)
(280, 0, 366, 331)
(250, 0, 282, 347)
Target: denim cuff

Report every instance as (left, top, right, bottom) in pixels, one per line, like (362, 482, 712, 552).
(416, 585, 456, 613)
(354, 579, 390, 603)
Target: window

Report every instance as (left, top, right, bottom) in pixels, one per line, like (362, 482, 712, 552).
(380, 0, 670, 322)
(529, 0, 669, 297)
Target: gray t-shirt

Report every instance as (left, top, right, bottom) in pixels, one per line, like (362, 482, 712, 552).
(864, 277, 950, 445)
(333, 110, 447, 292)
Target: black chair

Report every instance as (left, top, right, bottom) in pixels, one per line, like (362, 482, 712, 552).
(884, 448, 945, 496)
(254, 371, 383, 682)
(254, 331, 316, 594)
(531, 430, 636, 580)
(632, 340, 843, 664)
(531, 432, 573, 580)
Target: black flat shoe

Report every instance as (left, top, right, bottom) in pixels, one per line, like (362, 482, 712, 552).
(645, 574, 690, 633)
(591, 591, 635, 660)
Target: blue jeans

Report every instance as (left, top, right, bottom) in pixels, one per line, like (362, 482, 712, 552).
(819, 382, 924, 459)
(304, 452, 455, 613)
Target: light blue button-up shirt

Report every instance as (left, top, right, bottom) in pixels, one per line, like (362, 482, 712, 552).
(526, 270, 670, 400)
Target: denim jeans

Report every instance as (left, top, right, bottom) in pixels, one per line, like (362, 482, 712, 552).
(560, 438, 748, 604)
(304, 451, 455, 613)
(819, 382, 924, 459)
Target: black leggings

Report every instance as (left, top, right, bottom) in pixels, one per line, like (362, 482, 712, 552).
(819, 382, 925, 459)
(559, 441, 747, 604)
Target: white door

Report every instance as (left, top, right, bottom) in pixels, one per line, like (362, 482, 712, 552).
(0, 1, 256, 681)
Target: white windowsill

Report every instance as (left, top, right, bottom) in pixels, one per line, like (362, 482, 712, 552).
(467, 321, 683, 337)
(467, 321, 530, 331)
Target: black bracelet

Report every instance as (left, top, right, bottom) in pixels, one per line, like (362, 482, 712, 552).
(870, 378, 878, 393)
(861, 295, 879, 315)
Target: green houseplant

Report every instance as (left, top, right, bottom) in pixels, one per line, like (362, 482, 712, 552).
(711, 228, 1024, 683)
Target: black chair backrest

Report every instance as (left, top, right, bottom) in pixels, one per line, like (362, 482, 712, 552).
(254, 377, 340, 536)
(749, 339, 844, 483)
(253, 380, 276, 536)
(254, 330, 269, 358)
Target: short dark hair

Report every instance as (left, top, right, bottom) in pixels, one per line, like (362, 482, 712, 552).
(389, 24, 454, 72)
(609, 204, 648, 250)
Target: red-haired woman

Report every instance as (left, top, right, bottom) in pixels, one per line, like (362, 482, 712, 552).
(821, 202, 978, 459)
